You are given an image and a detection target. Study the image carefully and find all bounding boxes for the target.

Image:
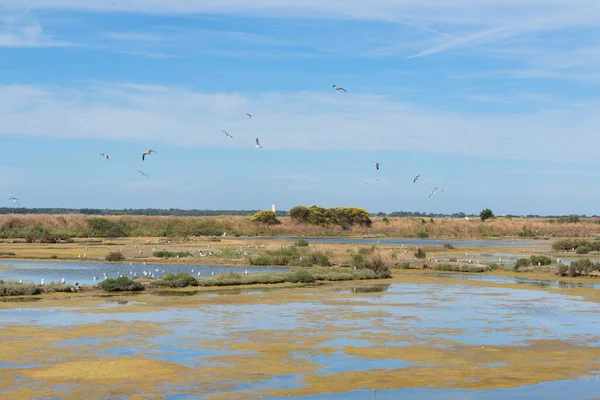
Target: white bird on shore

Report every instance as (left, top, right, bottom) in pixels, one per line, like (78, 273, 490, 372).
(61, 278, 65, 284)
(40, 279, 44, 285)
(255, 138, 262, 148)
(142, 149, 156, 161)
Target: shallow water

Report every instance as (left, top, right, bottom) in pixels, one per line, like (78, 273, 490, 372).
(0, 260, 287, 285)
(436, 273, 600, 289)
(0, 276, 598, 399)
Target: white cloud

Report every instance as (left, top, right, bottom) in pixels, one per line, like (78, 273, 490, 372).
(0, 82, 598, 164)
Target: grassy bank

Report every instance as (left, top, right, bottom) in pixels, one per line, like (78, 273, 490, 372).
(1, 214, 600, 241)
(0, 267, 385, 297)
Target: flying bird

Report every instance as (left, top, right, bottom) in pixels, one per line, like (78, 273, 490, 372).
(142, 149, 156, 161)
(333, 84, 347, 92)
(429, 187, 444, 198)
(374, 162, 381, 170)
(99, 153, 109, 160)
(246, 113, 254, 119)
(222, 130, 234, 139)
(365, 179, 380, 185)
(255, 138, 262, 148)
(413, 175, 420, 183)
(137, 170, 150, 178)
(9, 197, 19, 206)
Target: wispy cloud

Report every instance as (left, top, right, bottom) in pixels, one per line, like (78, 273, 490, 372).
(0, 21, 72, 48)
(1, 82, 599, 164)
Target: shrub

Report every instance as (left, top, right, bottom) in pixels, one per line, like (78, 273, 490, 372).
(557, 258, 600, 277)
(42, 283, 74, 293)
(414, 248, 426, 259)
(105, 252, 125, 262)
(382, 217, 389, 224)
(416, 231, 429, 238)
(515, 258, 531, 270)
(0, 251, 16, 257)
(251, 210, 281, 225)
(153, 272, 198, 288)
(0, 282, 41, 296)
(364, 253, 392, 278)
(88, 218, 128, 237)
(576, 246, 591, 254)
(249, 255, 272, 266)
(289, 206, 311, 223)
(443, 243, 455, 249)
(295, 239, 309, 247)
(557, 215, 580, 223)
(433, 264, 488, 273)
(98, 276, 144, 292)
(289, 205, 372, 228)
(396, 262, 412, 270)
(285, 269, 316, 283)
(530, 255, 552, 266)
(153, 251, 193, 258)
(480, 208, 495, 221)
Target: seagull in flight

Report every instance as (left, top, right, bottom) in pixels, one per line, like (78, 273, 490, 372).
(99, 153, 109, 160)
(9, 197, 20, 206)
(365, 179, 380, 185)
(246, 113, 254, 119)
(413, 175, 420, 183)
(255, 138, 262, 148)
(222, 130, 234, 139)
(137, 170, 150, 178)
(429, 187, 444, 198)
(142, 149, 156, 161)
(374, 162, 381, 170)
(333, 84, 347, 92)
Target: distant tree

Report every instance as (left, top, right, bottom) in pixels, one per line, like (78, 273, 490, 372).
(252, 210, 281, 225)
(480, 208, 495, 221)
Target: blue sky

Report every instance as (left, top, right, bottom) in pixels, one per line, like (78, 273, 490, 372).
(2, 1, 600, 215)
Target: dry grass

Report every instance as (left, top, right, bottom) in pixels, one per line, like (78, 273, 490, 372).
(0, 214, 599, 239)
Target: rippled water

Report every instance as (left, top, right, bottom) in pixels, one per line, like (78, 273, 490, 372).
(0, 260, 288, 285)
(1, 273, 599, 399)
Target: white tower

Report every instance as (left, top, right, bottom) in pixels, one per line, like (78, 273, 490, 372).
(272, 204, 276, 213)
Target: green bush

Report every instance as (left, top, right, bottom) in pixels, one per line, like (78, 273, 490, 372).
(98, 277, 144, 292)
(249, 255, 272, 266)
(396, 262, 412, 270)
(530, 255, 552, 266)
(0, 251, 16, 257)
(414, 248, 426, 259)
(433, 264, 488, 273)
(251, 210, 281, 225)
(153, 272, 198, 288)
(153, 251, 193, 258)
(416, 231, 429, 238)
(552, 239, 600, 252)
(557, 258, 600, 277)
(285, 269, 316, 283)
(515, 258, 531, 270)
(105, 252, 125, 262)
(88, 218, 128, 237)
(0, 282, 42, 296)
(364, 253, 392, 278)
(42, 283, 75, 293)
(289, 206, 311, 223)
(576, 246, 591, 254)
(289, 205, 372, 228)
(443, 243, 455, 249)
(295, 239, 309, 247)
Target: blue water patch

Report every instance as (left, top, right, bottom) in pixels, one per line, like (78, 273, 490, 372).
(308, 352, 417, 374)
(267, 377, 600, 399)
(0, 260, 288, 285)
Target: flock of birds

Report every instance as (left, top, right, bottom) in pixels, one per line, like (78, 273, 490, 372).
(7, 85, 444, 207)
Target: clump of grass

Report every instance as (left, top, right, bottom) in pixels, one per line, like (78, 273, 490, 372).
(576, 246, 591, 254)
(552, 239, 600, 252)
(396, 262, 412, 270)
(414, 248, 426, 259)
(0, 282, 41, 296)
(249, 247, 329, 267)
(98, 276, 144, 292)
(153, 251, 193, 258)
(515, 258, 531, 270)
(105, 252, 125, 262)
(433, 263, 488, 273)
(530, 255, 552, 265)
(153, 272, 198, 288)
(42, 283, 74, 293)
(295, 239, 309, 247)
(443, 243, 455, 249)
(364, 252, 392, 278)
(249, 255, 271, 266)
(0, 251, 16, 257)
(285, 269, 316, 283)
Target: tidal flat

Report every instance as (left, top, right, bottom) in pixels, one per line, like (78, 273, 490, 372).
(1, 272, 599, 399)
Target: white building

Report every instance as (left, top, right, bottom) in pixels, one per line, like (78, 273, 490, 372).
(272, 204, 277, 213)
